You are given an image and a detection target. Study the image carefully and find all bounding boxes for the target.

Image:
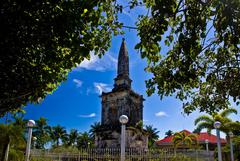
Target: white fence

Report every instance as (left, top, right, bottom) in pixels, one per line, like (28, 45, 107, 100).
(30, 148, 214, 161)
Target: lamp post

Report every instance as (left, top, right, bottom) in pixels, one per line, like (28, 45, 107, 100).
(205, 139, 210, 161)
(119, 115, 128, 161)
(229, 131, 234, 161)
(214, 121, 222, 161)
(25, 120, 35, 161)
(32, 137, 37, 150)
(205, 139, 209, 152)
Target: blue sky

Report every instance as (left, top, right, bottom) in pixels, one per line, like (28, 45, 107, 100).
(22, 34, 204, 139)
(3, 1, 239, 139)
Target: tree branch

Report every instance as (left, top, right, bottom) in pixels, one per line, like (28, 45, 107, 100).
(202, 24, 214, 47)
(174, 0, 184, 19)
(122, 25, 137, 30)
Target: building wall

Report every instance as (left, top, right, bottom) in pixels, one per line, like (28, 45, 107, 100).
(95, 129, 148, 149)
(101, 90, 143, 126)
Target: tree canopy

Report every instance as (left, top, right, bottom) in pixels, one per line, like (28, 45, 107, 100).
(135, 0, 240, 114)
(165, 130, 174, 137)
(145, 125, 159, 148)
(194, 108, 240, 134)
(0, 0, 121, 115)
(172, 131, 197, 155)
(1, 0, 239, 114)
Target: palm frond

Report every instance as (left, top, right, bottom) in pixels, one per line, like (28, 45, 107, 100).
(173, 132, 184, 145)
(145, 125, 159, 140)
(192, 128, 201, 133)
(195, 122, 213, 132)
(220, 108, 237, 117)
(184, 137, 193, 145)
(194, 115, 213, 125)
(233, 136, 240, 146)
(225, 121, 240, 131)
(187, 133, 197, 140)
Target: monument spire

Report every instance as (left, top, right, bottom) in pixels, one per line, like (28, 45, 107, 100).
(99, 38, 146, 149)
(113, 38, 132, 90)
(117, 38, 129, 77)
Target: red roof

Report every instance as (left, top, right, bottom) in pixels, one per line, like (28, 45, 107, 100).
(156, 130, 226, 145)
(197, 132, 226, 144)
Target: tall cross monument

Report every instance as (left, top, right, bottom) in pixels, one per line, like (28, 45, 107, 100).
(96, 39, 147, 149)
(101, 38, 144, 127)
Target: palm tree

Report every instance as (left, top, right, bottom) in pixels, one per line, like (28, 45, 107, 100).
(173, 131, 197, 147)
(194, 108, 238, 134)
(0, 124, 25, 161)
(145, 125, 159, 148)
(33, 117, 50, 149)
(0, 111, 26, 161)
(11, 111, 27, 129)
(128, 120, 146, 135)
(89, 122, 102, 138)
(77, 132, 93, 149)
(173, 131, 197, 155)
(49, 125, 68, 147)
(165, 130, 173, 137)
(65, 129, 79, 147)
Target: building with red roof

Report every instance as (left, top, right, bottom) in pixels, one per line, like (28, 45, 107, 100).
(156, 130, 226, 150)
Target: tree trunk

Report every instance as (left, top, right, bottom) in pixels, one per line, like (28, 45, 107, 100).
(4, 143, 10, 161)
(1, 137, 10, 161)
(57, 139, 59, 147)
(0, 144, 7, 161)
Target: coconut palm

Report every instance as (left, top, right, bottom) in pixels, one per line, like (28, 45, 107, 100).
(165, 130, 173, 137)
(173, 131, 197, 155)
(11, 111, 27, 129)
(65, 129, 79, 147)
(33, 117, 50, 149)
(227, 121, 240, 134)
(194, 108, 238, 134)
(0, 111, 26, 161)
(76, 132, 93, 149)
(49, 125, 68, 147)
(173, 131, 197, 147)
(145, 125, 159, 148)
(0, 124, 25, 161)
(89, 122, 102, 138)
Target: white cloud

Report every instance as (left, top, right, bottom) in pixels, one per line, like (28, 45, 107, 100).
(94, 82, 112, 94)
(78, 113, 96, 118)
(86, 88, 91, 95)
(155, 111, 168, 117)
(76, 52, 117, 72)
(73, 79, 83, 88)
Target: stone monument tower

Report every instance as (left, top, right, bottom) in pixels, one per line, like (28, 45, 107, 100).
(96, 39, 148, 149)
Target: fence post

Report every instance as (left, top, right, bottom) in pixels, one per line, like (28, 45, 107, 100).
(58, 154, 61, 161)
(195, 149, 199, 161)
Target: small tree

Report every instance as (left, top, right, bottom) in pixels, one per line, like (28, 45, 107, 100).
(194, 108, 239, 134)
(49, 125, 68, 147)
(173, 131, 197, 155)
(89, 122, 102, 138)
(145, 125, 159, 148)
(0, 124, 25, 161)
(76, 132, 93, 149)
(33, 117, 50, 149)
(165, 130, 174, 137)
(65, 129, 79, 147)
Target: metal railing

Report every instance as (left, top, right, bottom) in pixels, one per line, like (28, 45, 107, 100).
(30, 148, 214, 161)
